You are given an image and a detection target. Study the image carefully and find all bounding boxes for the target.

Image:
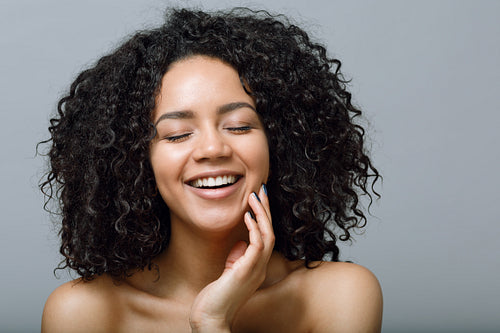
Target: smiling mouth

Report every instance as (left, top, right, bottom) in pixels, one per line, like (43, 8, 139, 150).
(188, 175, 242, 189)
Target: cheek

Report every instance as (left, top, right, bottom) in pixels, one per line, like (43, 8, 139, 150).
(150, 145, 189, 188)
(241, 135, 270, 177)
(149, 148, 185, 209)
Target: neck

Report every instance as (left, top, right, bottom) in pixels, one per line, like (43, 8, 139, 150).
(163, 222, 249, 289)
(126, 217, 249, 300)
(125, 217, 295, 301)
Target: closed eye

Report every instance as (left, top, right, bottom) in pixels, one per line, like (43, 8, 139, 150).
(164, 133, 191, 142)
(226, 126, 252, 133)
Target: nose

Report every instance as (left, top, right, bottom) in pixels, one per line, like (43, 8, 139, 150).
(192, 127, 232, 161)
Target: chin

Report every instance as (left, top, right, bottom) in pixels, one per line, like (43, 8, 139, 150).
(174, 208, 246, 234)
(199, 212, 244, 231)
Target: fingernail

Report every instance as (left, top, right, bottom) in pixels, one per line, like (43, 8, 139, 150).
(248, 210, 256, 220)
(253, 192, 261, 202)
(262, 183, 268, 196)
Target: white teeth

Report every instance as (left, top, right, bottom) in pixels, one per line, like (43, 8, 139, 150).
(190, 175, 238, 188)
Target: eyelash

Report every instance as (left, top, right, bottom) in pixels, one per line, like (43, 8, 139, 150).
(163, 126, 252, 143)
(164, 133, 191, 142)
(226, 126, 252, 133)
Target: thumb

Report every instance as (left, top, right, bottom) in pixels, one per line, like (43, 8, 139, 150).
(225, 241, 248, 270)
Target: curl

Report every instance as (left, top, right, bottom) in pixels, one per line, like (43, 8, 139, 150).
(39, 7, 380, 280)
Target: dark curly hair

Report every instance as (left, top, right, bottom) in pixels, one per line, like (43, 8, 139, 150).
(40, 7, 380, 281)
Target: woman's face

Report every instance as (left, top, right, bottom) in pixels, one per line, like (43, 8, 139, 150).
(150, 55, 269, 234)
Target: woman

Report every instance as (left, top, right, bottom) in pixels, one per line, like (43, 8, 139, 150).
(41, 8, 382, 332)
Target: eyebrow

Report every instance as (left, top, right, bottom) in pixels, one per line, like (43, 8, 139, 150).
(154, 102, 256, 126)
(218, 102, 256, 114)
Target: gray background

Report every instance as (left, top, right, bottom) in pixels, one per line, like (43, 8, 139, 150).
(1, 0, 499, 332)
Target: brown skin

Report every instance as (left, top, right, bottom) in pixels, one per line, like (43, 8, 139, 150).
(42, 56, 382, 332)
(42, 257, 382, 332)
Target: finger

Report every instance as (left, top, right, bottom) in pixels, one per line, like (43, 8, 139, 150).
(258, 184, 271, 220)
(248, 193, 274, 245)
(249, 186, 270, 222)
(225, 241, 248, 270)
(224, 212, 263, 275)
(239, 211, 264, 262)
(246, 210, 274, 273)
(244, 210, 264, 249)
(257, 185, 273, 238)
(244, 210, 271, 276)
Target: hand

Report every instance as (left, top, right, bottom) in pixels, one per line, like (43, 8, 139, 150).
(189, 185, 274, 332)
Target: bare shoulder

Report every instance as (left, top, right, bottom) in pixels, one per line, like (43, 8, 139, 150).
(42, 276, 118, 333)
(298, 261, 383, 333)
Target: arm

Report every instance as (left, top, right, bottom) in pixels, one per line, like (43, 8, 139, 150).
(189, 185, 275, 332)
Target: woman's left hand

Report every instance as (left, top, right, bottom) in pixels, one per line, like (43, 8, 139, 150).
(189, 185, 274, 332)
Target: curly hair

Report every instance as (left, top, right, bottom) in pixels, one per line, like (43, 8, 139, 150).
(40, 7, 380, 281)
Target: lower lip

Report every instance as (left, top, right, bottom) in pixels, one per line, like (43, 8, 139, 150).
(186, 177, 243, 200)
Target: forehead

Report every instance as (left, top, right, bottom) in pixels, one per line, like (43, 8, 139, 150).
(153, 55, 254, 119)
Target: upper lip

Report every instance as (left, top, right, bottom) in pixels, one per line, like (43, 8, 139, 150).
(184, 170, 243, 184)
